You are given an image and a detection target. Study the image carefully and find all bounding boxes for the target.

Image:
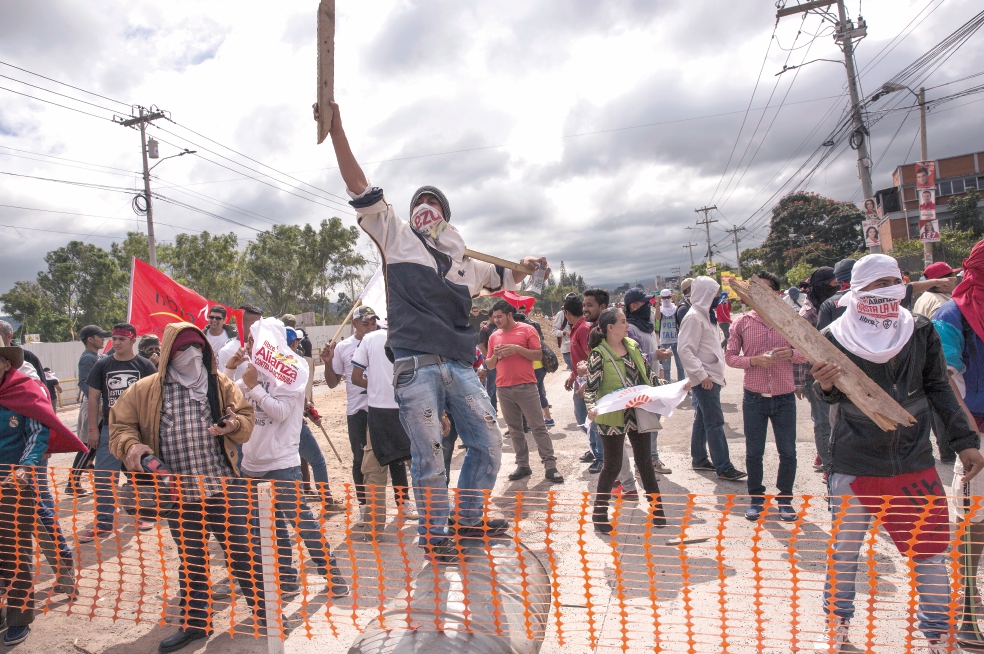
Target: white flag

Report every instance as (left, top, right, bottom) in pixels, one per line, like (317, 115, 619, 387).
(584, 380, 690, 429)
(249, 317, 309, 392)
(359, 267, 388, 324)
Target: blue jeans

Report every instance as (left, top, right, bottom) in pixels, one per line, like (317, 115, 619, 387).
(485, 367, 497, 413)
(562, 352, 572, 370)
(395, 358, 502, 545)
(664, 343, 685, 382)
(534, 367, 550, 409)
(824, 473, 950, 637)
(34, 466, 72, 569)
(297, 422, 329, 486)
(743, 391, 796, 502)
(690, 383, 734, 475)
(573, 391, 603, 462)
(251, 466, 335, 576)
(93, 424, 123, 530)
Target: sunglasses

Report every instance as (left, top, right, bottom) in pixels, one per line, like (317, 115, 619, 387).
(209, 315, 224, 321)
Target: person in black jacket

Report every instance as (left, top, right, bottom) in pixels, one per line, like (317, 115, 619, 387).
(810, 254, 984, 652)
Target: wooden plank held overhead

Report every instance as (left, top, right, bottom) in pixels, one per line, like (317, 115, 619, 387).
(317, 0, 335, 144)
(729, 277, 916, 432)
(464, 248, 528, 274)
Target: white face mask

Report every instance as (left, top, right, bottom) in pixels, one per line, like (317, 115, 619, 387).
(410, 203, 448, 241)
(830, 283, 914, 363)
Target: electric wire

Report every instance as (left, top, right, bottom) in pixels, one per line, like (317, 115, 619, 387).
(0, 59, 131, 107)
(0, 86, 116, 122)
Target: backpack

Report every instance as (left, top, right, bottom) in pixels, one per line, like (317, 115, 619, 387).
(541, 341, 559, 373)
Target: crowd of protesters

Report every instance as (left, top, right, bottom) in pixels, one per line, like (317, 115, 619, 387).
(0, 102, 982, 653)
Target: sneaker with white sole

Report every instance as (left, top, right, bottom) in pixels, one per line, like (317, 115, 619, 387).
(814, 617, 850, 652)
(652, 459, 672, 474)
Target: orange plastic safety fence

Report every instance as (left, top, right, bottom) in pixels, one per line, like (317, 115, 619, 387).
(3, 466, 984, 652)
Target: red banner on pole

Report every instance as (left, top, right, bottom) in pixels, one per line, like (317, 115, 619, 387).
(127, 258, 243, 343)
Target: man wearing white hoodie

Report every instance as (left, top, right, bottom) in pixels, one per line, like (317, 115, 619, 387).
(233, 318, 348, 597)
(678, 276, 746, 481)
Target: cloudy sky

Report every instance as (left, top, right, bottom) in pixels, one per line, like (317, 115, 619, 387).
(1, 0, 982, 297)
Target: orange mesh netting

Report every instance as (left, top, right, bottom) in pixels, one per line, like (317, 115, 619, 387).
(4, 466, 984, 652)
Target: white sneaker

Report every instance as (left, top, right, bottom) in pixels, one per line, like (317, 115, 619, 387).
(814, 617, 850, 652)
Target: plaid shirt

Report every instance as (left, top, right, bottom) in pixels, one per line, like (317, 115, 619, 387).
(158, 382, 234, 502)
(724, 311, 807, 396)
(794, 300, 820, 393)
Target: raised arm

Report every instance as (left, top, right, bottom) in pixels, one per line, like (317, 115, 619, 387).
(315, 101, 368, 195)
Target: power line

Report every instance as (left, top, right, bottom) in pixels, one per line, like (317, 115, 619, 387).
(0, 73, 122, 114)
(0, 59, 131, 107)
(2, 222, 128, 239)
(0, 203, 205, 234)
(0, 145, 135, 174)
(0, 85, 116, 122)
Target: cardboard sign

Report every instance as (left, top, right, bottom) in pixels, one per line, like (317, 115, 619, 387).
(250, 318, 309, 392)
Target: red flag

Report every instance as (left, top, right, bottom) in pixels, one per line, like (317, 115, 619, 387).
(127, 258, 244, 344)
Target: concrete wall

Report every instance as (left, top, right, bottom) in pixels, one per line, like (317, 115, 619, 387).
(23, 341, 85, 406)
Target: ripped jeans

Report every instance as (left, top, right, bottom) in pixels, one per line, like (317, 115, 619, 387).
(394, 357, 503, 546)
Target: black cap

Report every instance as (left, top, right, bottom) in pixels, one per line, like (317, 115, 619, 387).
(79, 325, 111, 342)
(624, 288, 654, 306)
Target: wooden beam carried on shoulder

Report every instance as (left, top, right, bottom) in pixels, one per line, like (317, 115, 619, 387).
(730, 277, 915, 431)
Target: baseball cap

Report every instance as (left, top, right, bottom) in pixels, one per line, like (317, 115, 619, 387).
(623, 288, 654, 306)
(281, 313, 297, 325)
(660, 289, 672, 298)
(834, 258, 856, 283)
(79, 325, 111, 341)
(353, 306, 377, 321)
(923, 262, 957, 280)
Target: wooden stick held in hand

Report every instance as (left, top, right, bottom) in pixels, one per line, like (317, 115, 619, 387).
(328, 299, 361, 348)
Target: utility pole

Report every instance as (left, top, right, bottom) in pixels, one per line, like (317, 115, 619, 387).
(683, 243, 698, 271)
(694, 206, 718, 264)
(725, 225, 745, 274)
(117, 106, 167, 267)
(777, 0, 878, 253)
(918, 86, 933, 267)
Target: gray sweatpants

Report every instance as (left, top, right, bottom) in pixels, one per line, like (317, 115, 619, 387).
(499, 383, 557, 469)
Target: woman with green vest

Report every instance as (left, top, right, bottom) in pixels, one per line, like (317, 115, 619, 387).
(586, 308, 684, 533)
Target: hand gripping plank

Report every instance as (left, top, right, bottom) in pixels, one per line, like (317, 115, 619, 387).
(730, 277, 915, 431)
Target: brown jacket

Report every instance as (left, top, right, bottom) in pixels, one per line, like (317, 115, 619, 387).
(109, 322, 253, 475)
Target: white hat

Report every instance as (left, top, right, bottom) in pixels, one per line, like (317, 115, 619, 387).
(660, 289, 672, 297)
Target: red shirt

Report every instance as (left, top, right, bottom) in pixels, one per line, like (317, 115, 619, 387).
(716, 301, 731, 325)
(569, 318, 589, 369)
(724, 311, 807, 395)
(488, 321, 540, 387)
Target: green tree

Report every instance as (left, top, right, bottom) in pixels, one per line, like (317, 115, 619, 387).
(739, 247, 764, 279)
(243, 225, 318, 316)
(0, 280, 72, 342)
(949, 187, 983, 236)
(37, 241, 125, 337)
(158, 231, 244, 306)
(688, 262, 735, 282)
(304, 218, 365, 325)
(761, 192, 864, 276)
(785, 261, 815, 289)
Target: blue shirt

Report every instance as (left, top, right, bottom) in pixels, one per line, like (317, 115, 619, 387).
(0, 405, 50, 466)
(933, 298, 984, 416)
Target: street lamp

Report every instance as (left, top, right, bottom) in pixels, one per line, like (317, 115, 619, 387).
(149, 148, 196, 172)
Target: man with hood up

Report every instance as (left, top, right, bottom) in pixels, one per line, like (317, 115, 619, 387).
(109, 323, 261, 654)
(810, 254, 984, 653)
(317, 100, 549, 563)
(678, 276, 745, 481)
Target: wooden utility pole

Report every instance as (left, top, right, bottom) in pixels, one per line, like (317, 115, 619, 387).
(918, 86, 933, 267)
(683, 243, 698, 270)
(694, 206, 718, 263)
(725, 225, 745, 274)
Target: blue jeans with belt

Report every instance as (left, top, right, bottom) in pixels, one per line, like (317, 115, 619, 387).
(395, 358, 503, 546)
(742, 390, 797, 503)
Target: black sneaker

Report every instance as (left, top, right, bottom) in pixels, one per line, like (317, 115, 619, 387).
(587, 461, 603, 474)
(424, 537, 460, 564)
(579, 451, 595, 463)
(455, 518, 510, 538)
(508, 466, 533, 481)
(692, 462, 716, 472)
(545, 468, 564, 483)
(717, 468, 747, 481)
(325, 567, 350, 598)
(157, 627, 207, 654)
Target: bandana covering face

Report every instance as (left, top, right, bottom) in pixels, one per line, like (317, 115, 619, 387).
(166, 345, 208, 401)
(829, 254, 914, 364)
(659, 298, 677, 318)
(410, 202, 465, 262)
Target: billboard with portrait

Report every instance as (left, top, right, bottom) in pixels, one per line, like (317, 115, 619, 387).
(862, 219, 880, 248)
